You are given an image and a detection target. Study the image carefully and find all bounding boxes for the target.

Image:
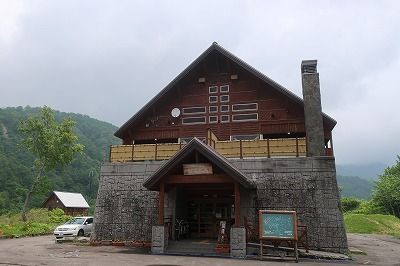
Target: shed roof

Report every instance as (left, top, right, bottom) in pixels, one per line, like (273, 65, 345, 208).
(143, 137, 255, 190)
(115, 42, 336, 139)
(52, 191, 90, 208)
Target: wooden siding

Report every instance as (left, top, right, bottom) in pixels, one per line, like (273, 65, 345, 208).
(42, 194, 88, 216)
(110, 138, 307, 162)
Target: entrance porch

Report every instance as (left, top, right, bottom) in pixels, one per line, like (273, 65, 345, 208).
(143, 138, 254, 257)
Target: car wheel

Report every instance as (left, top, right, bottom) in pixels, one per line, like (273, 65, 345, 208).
(78, 229, 84, 236)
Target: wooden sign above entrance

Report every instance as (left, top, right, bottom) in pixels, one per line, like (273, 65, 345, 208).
(183, 163, 213, 175)
(258, 210, 298, 240)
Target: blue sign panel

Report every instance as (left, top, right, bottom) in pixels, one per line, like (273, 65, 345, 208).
(259, 211, 297, 240)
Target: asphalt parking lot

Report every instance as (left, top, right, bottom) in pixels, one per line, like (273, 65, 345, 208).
(0, 234, 399, 266)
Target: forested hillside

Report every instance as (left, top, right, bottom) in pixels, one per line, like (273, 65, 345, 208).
(337, 175, 374, 199)
(0, 106, 120, 214)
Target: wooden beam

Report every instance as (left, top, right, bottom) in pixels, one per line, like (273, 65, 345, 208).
(234, 182, 241, 226)
(158, 182, 165, 225)
(165, 174, 233, 185)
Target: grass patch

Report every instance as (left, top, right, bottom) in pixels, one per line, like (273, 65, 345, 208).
(344, 213, 400, 237)
(0, 208, 71, 237)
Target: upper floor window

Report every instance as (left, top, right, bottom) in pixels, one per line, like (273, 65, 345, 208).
(182, 116, 206, 125)
(232, 103, 258, 112)
(220, 115, 230, 123)
(209, 106, 218, 113)
(209, 96, 218, 103)
(220, 105, 229, 112)
(220, 95, 229, 103)
(220, 85, 229, 93)
(209, 86, 218, 94)
(182, 106, 206, 115)
(232, 113, 258, 122)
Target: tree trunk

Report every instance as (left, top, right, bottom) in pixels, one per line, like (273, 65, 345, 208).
(21, 169, 43, 222)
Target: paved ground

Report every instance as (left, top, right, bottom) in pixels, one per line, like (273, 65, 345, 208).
(0, 234, 398, 266)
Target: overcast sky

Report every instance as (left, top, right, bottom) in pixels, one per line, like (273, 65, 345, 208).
(0, 0, 399, 166)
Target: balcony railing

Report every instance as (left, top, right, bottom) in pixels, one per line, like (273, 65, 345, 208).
(109, 137, 307, 162)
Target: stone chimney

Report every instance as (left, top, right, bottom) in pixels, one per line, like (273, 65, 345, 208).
(301, 60, 325, 157)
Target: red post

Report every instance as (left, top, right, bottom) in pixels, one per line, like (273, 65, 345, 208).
(267, 138, 270, 158)
(131, 144, 135, 161)
(296, 137, 299, 157)
(109, 145, 112, 162)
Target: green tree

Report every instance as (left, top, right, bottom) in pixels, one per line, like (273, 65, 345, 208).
(18, 106, 84, 221)
(372, 156, 400, 218)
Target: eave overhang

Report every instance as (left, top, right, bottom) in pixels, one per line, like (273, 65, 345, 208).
(143, 138, 255, 191)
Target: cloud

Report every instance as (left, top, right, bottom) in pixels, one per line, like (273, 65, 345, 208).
(0, 0, 399, 165)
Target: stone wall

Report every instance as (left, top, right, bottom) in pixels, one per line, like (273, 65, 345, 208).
(230, 157, 348, 253)
(92, 157, 348, 253)
(91, 161, 164, 242)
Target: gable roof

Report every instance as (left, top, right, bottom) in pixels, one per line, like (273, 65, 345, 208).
(115, 42, 336, 139)
(143, 137, 255, 190)
(49, 191, 90, 208)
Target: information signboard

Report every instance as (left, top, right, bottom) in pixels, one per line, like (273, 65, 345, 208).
(258, 210, 298, 240)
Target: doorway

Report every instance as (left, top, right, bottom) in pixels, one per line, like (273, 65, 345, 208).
(174, 184, 234, 239)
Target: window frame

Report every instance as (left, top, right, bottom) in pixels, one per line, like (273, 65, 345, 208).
(182, 106, 206, 115)
(182, 116, 207, 125)
(220, 95, 230, 103)
(220, 84, 230, 93)
(220, 115, 230, 123)
(209, 96, 218, 103)
(232, 103, 258, 112)
(220, 105, 230, 112)
(209, 106, 218, 113)
(209, 116, 218, 124)
(232, 113, 258, 122)
(209, 86, 218, 94)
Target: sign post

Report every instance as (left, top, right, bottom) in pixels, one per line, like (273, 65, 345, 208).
(258, 210, 298, 262)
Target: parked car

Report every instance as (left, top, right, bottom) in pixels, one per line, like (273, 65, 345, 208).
(54, 216, 93, 242)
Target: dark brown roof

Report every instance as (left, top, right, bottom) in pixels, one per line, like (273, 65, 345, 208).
(143, 137, 255, 190)
(115, 42, 336, 139)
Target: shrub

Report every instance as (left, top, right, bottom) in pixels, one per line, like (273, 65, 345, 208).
(49, 208, 71, 224)
(341, 197, 362, 213)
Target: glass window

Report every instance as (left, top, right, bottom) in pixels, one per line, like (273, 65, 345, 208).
(220, 115, 230, 123)
(182, 106, 206, 115)
(182, 116, 206, 125)
(209, 96, 218, 103)
(220, 85, 229, 93)
(220, 95, 229, 102)
(209, 116, 218, 123)
(209, 106, 218, 113)
(232, 113, 258, 122)
(232, 103, 258, 112)
(220, 105, 229, 112)
(209, 86, 218, 94)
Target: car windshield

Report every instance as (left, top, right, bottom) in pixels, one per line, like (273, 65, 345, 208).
(65, 218, 85, 225)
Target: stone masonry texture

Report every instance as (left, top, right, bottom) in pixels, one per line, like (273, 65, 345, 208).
(92, 157, 348, 253)
(302, 70, 326, 157)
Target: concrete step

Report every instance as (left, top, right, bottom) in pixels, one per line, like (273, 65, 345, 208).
(166, 239, 219, 256)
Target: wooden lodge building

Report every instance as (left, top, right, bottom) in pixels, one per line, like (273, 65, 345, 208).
(42, 191, 89, 216)
(92, 43, 348, 256)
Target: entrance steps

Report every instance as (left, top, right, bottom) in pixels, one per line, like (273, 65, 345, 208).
(165, 239, 222, 256)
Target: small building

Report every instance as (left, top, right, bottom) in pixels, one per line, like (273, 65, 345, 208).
(92, 42, 348, 256)
(42, 191, 89, 216)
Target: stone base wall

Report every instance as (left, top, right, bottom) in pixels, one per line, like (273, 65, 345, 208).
(92, 157, 348, 253)
(230, 157, 348, 253)
(91, 161, 164, 242)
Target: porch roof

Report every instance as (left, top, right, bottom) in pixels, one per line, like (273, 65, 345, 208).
(143, 138, 255, 190)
